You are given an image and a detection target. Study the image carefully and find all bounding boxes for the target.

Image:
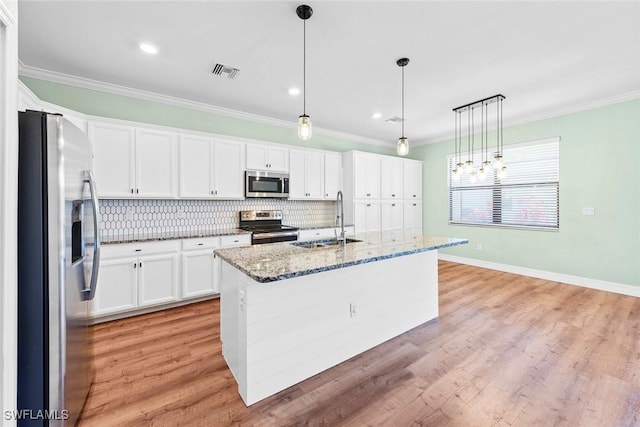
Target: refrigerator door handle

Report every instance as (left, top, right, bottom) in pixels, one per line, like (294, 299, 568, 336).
(82, 170, 101, 300)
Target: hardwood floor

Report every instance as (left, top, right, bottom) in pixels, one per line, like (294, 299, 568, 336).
(79, 261, 640, 426)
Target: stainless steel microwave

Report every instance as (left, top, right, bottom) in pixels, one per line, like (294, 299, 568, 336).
(245, 170, 289, 198)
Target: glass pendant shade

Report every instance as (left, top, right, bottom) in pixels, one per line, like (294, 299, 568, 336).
(478, 167, 487, 181)
(493, 154, 503, 170)
(397, 137, 409, 156)
(452, 167, 461, 182)
(464, 160, 474, 173)
(469, 171, 477, 184)
(298, 114, 312, 140)
(498, 166, 507, 180)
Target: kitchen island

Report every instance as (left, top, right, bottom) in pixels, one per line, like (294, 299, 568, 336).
(215, 234, 468, 405)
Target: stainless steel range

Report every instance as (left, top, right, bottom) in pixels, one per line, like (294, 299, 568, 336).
(239, 210, 299, 245)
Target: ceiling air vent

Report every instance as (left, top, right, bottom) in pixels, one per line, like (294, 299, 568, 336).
(385, 116, 404, 124)
(212, 63, 239, 79)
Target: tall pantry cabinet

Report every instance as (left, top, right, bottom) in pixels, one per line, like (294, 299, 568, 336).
(342, 151, 423, 239)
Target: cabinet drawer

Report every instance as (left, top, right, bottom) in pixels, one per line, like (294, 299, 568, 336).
(299, 228, 336, 241)
(101, 240, 181, 258)
(182, 237, 220, 251)
(220, 234, 251, 248)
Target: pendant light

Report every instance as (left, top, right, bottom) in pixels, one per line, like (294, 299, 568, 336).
(396, 58, 410, 156)
(296, 5, 313, 140)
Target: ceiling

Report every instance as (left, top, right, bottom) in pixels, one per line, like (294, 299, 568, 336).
(18, 1, 640, 146)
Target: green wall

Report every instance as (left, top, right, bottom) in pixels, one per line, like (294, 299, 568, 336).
(21, 76, 639, 286)
(19, 76, 395, 156)
(412, 99, 640, 287)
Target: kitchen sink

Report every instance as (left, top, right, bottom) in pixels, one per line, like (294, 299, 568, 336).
(292, 238, 362, 249)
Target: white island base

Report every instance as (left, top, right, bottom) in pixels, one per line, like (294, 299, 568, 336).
(220, 249, 438, 406)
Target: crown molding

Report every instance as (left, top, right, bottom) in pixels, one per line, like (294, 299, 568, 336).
(414, 89, 640, 147)
(0, 0, 16, 26)
(18, 63, 391, 148)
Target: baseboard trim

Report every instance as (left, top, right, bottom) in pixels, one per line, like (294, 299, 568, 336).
(438, 254, 640, 298)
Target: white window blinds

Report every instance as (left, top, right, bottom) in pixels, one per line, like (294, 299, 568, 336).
(448, 137, 559, 230)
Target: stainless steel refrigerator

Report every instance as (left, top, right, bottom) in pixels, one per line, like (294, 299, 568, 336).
(17, 111, 101, 426)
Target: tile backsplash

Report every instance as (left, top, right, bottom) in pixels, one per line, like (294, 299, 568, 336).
(99, 199, 337, 242)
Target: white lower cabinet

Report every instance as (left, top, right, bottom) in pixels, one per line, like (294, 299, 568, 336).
(93, 240, 180, 317)
(92, 234, 251, 321)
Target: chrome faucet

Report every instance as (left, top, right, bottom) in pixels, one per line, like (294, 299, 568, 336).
(336, 190, 345, 244)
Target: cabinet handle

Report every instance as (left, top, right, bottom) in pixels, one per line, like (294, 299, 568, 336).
(366, 203, 371, 207)
(139, 262, 142, 268)
(325, 193, 328, 197)
(215, 190, 218, 195)
(130, 188, 134, 194)
(392, 194, 396, 197)
(233, 239, 239, 243)
(135, 249, 142, 252)
(197, 243, 204, 246)
(392, 203, 396, 207)
(366, 193, 371, 197)
(413, 203, 417, 206)
(136, 188, 139, 194)
(211, 190, 214, 195)
(133, 263, 137, 269)
(413, 194, 417, 198)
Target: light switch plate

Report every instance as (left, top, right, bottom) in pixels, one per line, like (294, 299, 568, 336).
(582, 207, 595, 216)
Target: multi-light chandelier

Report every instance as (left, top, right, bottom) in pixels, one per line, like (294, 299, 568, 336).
(451, 94, 506, 183)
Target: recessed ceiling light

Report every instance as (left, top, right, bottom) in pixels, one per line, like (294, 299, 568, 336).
(288, 87, 301, 96)
(139, 43, 158, 55)
(372, 112, 382, 119)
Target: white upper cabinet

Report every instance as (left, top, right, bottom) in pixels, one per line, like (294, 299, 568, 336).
(179, 134, 245, 199)
(246, 143, 289, 172)
(135, 128, 178, 198)
(352, 152, 380, 199)
(89, 122, 136, 198)
(90, 121, 178, 198)
(380, 156, 404, 199)
(289, 149, 324, 200)
(403, 159, 422, 200)
(213, 139, 245, 199)
(179, 134, 213, 198)
(323, 153, 341, 200)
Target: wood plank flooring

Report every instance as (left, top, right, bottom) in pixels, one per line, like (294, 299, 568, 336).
(78, 261, 640, 426)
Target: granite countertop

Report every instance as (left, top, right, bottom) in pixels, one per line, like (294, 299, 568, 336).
(101, 228, 250, 245)
(214, 233, 468, 283)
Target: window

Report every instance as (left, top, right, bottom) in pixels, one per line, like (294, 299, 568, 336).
(448, 137, 559, 230)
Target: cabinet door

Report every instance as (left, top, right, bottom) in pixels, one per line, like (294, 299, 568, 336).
(213, 139, 244, 199)
(324, 153, 341, 199)
(381, 201, 404, 232)
(92, 257, 138, 316)
(403, 160, 422, 200)
(89, 122, 135, 198)
(246, 144, 269, 171)
(182, 250, 217, 298)
(354, 153, 380, 199)
(288, 150, 306, 199)
(136, 128, 178, 198)
(179, 134, 213, 198)
(381, 157, 404, 199)
(138, 253, 180, 307)
(267, 146, 289, 172)
(354, 201, 380, 234)
(305, 152, 324, 199)
(404, 201, 423, 231)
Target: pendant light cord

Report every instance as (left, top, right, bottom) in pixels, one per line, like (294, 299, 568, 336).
(303, 18, 306, 115)
(401, 65, 405, 138)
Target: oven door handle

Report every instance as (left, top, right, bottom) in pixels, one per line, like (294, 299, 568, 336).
(252, 231, 299, 239)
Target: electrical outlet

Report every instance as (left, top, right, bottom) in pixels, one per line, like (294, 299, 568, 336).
(176, 207, 186, 219)
(125, 207, 134, 221)
(582, 207, 595, 216)
(476, 243, 482, 250)
(239, 290, 245, 312)
(349, 302, 357, 317)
